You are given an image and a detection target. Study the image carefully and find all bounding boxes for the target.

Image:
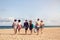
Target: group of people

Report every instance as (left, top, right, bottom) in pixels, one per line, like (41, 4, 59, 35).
(12, 18, 44, 35)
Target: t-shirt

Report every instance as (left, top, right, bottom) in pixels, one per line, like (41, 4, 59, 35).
(36, 21, 41, 27)
(29, 24, 33, 28)
(32, 24, 35, 28)
(24, 22, 29, 27)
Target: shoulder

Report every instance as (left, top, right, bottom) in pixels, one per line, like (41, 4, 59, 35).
(13, 22, 17, 24)
(19, 22, 21, 24)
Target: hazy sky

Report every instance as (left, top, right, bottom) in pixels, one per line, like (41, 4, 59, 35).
(0, 0, 60, 26)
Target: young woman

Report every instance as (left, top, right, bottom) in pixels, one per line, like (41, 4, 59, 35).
(12, 19, 17, 34)
(34, 23, 37, 33)
(17, 20, 22, 34)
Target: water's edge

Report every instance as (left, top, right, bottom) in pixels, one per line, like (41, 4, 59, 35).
(0, 26, 60, 29)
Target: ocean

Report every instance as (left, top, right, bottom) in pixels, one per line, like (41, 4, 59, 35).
(0, 26, 60, 29)
(0, 26, 12, 29)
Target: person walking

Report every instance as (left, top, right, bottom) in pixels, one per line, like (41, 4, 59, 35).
(12, 19, 17, 34)
(17, 20, 22, 34)
(29, 20, 34, 34)
(36, 18, 41, 35)
(24, 20, 29, 34)
(40, 20, 44, 34)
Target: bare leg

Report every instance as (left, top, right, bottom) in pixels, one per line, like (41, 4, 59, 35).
(37, 28, 39, 35)
(18, 29, 20, 34)
(37, 30, 39, 35)
(25, 30, 27, 34)
(41, 28, 44, 34)
(41, 28, 42, 34)
(14, 29, 17, 34)
(29, 28, 33, 35)
(34, 28, 36, 33)
(31, 30, 32, 34)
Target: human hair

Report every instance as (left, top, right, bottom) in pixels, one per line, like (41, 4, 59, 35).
(37, 18, 40, 21)
(41, 20, 43, 22)
(25, 20, 27, 22)
(29, 20, 32, 24)
(14, 19, 17, 22)
(18, 20, 21, 22)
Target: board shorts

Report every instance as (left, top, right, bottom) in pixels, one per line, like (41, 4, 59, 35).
(29, 27, 33, 30)
(25, 27, 28, 30)
(36, 26, 40, 30)
(40, 26, 43, 28)
(29, 24, 33, 31)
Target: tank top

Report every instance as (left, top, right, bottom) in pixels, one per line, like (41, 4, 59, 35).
(13, 22, 17, 29)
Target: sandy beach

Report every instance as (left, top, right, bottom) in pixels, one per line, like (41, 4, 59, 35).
(0, 27, 60, 40)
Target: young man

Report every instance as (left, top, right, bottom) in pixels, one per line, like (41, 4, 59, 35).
(24, 20, 29, 34)
(36, 18, 41, 35)
(29, 20, 33, 34)
(40, 20, 44, 34)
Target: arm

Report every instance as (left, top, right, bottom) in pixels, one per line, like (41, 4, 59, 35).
(12, 23, 14, 28)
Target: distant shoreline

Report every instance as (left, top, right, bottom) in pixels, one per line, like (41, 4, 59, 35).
(0, 26, 60, 29)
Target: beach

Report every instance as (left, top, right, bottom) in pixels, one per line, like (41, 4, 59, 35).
(0, 27, 60, 40)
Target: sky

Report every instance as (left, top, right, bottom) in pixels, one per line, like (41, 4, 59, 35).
(0, 0, 60, 26)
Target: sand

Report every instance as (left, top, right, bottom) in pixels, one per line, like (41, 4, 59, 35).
(0, 27, 60, 40)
